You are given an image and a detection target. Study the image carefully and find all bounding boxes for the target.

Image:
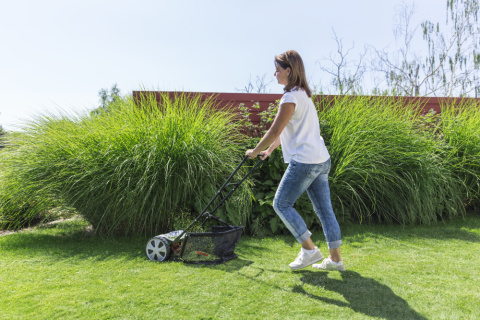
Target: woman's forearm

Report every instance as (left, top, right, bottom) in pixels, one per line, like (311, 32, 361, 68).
(253, 130, 280, 154)
(246, 102, 294, 159)
(267, 136, 281, 153)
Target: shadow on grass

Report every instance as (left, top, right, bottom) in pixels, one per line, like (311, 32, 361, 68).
(0, 223, 149, 261)
(208, 264, 426, 320)
(339, 214, 480, 245)
(1, 220, 255, 270)
(296, 270, 427, 320)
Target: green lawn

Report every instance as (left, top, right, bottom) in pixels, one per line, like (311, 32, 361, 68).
(1, 214, 479, 319)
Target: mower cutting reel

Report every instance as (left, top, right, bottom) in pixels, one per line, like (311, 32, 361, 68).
(146, 230, 185, 262)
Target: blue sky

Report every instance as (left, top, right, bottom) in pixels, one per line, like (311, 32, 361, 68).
(0, 0, 445, 131)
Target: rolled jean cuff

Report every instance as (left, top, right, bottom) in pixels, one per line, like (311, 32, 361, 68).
(296, 230, 312, 244)
(327, 240, 342, 250)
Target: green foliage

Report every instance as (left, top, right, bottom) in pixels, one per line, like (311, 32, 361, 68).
(318, 96, 464, 224)
(0, 141, 62, 229)
(90, 83, 121, 116)
(0, 93, 252, 234)
(239, 101, 303, 236)
(3, 92, 479, 235)
(245, 95, 469, 233)
(247, 148, 319, 237)
(238, 101, 279, 138)
(439, 100, 480, 208)
(0, 126, 6, 149)
(248, 148, 285, 236)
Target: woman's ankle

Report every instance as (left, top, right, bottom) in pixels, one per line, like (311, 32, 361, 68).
(329, 248, 342, 262)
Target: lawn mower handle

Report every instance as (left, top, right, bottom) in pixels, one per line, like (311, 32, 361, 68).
(172, 156, 263, 244)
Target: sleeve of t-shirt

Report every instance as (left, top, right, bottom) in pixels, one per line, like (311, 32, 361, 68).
(280, 91, 297, 106)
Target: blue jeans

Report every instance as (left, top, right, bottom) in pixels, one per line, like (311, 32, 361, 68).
(273, 158, 342, 249)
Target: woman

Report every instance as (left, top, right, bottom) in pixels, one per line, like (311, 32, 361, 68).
(245, 50, 344, 271)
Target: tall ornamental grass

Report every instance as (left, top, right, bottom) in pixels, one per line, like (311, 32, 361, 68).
(0, 145, 62, 229)
(439, 100, 480, 208)
(316, 96, 464, 224)
(0, 93, 252, 234)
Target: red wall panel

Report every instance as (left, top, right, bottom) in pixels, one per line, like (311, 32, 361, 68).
(132, 91, 480, 128)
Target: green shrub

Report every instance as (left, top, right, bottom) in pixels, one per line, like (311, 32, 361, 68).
(0, 127, 6, 149)
(0, 133, 63, 230)
(439, 100, 480, 210)
(0, 172, 59, 230)
(0, 93, 252, 234)
(240, 101, 319, 236)
(247, 95, 466, 234)
(318, 95, 464, 224)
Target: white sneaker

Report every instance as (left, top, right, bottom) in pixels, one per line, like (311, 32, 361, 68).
(312, 257, 346, 271)
(289, 247, 324, 270)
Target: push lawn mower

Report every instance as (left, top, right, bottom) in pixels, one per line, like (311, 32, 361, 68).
(146, 156, 263, 265)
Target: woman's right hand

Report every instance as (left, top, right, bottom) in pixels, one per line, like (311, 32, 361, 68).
(258, 150, 271, 161)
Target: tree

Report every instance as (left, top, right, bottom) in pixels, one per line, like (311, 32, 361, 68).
(318, 29, 369, 95)
(237, 74, 272, 93)
(371, 0, 480, 97)
(0, 116, 6, 149)
(0, 112, 5, 136)
(91, 83, 121, 115)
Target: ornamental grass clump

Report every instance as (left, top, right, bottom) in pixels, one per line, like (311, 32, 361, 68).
(316, 95, 464, 224)
(0, 93, 252, 234)
(439, 100, 480, 208)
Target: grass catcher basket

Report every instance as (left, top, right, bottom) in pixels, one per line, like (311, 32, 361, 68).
(180, 225, 244, 264)
(146, 156, 262, 265)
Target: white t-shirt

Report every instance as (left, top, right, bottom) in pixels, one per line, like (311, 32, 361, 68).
(279, 88, 330, 164)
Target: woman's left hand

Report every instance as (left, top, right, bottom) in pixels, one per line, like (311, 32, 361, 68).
(245, 149, 258, 159)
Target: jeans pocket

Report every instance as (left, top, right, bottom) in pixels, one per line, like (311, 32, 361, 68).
(306, 165, 320, 179)
(308, 159, 331, 178)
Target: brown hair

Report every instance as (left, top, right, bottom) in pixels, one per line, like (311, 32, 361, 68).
(275, 50, 312, 97)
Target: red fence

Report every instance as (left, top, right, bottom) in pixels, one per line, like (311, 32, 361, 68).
(132, 91, 480, 127)
(133, 91, 283, 126)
